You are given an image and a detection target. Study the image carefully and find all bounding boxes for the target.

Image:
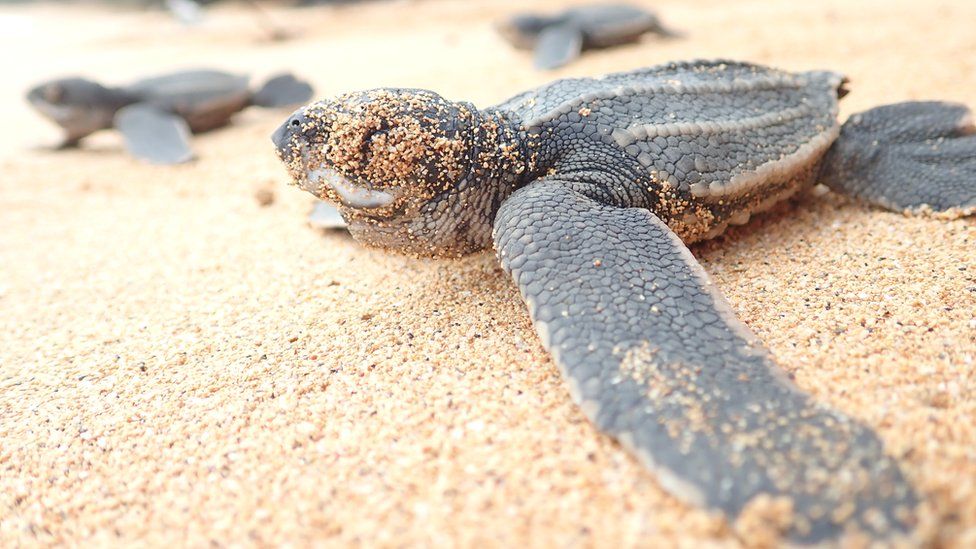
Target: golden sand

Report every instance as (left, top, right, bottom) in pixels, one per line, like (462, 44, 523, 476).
(1, 0, 973, 546)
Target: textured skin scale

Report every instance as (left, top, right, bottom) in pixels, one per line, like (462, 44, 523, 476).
(820, 101, 976, 216)
(272, 59, 976, 544)
(493, 182, 916, 543)
(497, 61, 844, 242)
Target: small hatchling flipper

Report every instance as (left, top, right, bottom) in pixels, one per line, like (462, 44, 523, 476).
(251, 73, 314, 108)
(114, 103, 194, 165)
(493, 180, 919, 544)
(820, 101, 976, 216)
(308, 201, 348, 230)
(533, 23, 584, 70)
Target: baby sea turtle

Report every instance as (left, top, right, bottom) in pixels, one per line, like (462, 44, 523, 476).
(497, 4, 678, 70)
(27, 69, 313, 164)
(271, 60, 975, 543)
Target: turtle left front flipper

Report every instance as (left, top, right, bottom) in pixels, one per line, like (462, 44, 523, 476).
(493, 179, 919, 544)
(115, 103, 194, 164)
(821, 101, 976, 216)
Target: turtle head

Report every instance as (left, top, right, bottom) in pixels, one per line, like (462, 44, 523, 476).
(273, 88, 524, 257)
(27, 77, 133, 142)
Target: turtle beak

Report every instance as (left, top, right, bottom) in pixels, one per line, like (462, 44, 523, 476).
(271, 118, 296, 159)
(271, 109, 310, 162)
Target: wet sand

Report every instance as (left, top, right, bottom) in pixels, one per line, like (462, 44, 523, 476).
(1, 0, 974, 546)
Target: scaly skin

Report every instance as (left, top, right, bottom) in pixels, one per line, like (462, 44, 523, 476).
(272, 59, 976, 544)
(820, 101, 976, 216)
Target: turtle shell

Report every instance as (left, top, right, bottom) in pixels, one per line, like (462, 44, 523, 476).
(127, 70, 251, 132)
(569, 5, 661, 48)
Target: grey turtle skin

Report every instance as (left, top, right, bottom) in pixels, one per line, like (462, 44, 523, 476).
(271, 60, 976, 544)
(27, 69, 313, 164)
(497, 4, 678, 70)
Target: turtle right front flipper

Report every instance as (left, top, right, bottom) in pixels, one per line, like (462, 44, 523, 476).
(493, 179, 919, 545)
(820, 101, 976, 216)
(115, 103, 194, 165)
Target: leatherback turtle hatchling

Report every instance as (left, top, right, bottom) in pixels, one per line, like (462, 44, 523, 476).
(272, 60, 975, 543)
(27, 69, 313, 164)
(497, 4, 678, 70)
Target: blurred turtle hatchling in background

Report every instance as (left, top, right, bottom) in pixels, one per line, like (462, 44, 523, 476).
(27, 70, 313, 164)
(497, 4, 680, 70)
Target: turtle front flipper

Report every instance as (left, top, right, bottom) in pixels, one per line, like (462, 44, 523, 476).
(251, 73, 314, 108)
(821, 101, 976, 216)
(533, 23, 584, 70)
(493, 180, 919, 544)
(115, 103, 194, 164)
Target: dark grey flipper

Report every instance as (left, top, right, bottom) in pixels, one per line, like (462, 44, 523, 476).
(533, 23, 584, 70)
(820, 101, 976, 215)
(115, 104, 194, 165)
(308, 201, 348, 230)
(493, 180, 918, 544)
(251, 73, 314, 108)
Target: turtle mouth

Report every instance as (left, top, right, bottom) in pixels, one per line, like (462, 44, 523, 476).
(292, 142, 397, 211)
(272, 117, 398, 212)
(27, 96, 75, 125)
(307, 166, 397, 210)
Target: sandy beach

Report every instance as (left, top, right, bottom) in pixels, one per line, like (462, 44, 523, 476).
(1, 0, 974, 545)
